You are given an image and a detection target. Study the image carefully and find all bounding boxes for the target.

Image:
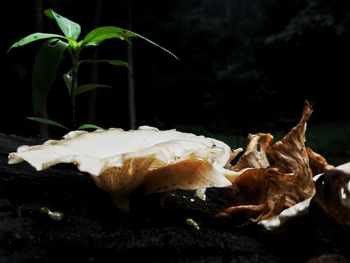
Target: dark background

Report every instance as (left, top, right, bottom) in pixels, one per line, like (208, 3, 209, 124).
(1, 0, 349, 163)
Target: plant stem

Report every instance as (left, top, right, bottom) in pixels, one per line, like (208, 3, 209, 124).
(70, 49, 80, 129)
(71, 67, 78, 129)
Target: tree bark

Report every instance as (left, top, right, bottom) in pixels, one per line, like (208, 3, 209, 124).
(88, 0, 103, 124)
(127, 0, 136, 129)
(34, 0, 49, 138)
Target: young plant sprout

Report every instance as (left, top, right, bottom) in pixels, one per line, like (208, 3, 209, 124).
(8, 9, 177, 131)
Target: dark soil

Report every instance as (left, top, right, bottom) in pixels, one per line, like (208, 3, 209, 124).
(0, 132, 349, 263)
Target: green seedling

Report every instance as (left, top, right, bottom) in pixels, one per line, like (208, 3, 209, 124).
(9, 8, 177, 131)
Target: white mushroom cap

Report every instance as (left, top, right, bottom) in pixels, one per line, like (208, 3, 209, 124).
(8, 126, 242, 211)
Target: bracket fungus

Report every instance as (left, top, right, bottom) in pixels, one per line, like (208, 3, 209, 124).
(8, 126, 243, 212)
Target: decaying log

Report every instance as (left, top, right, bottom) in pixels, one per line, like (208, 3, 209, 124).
(0, 132, 349, 262)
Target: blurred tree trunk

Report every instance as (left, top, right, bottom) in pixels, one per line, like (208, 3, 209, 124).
(35, 0, 49, 138)
(127, 0, 136, 129)
(88, 0, 103, 124)
(225, 0, 232, 21)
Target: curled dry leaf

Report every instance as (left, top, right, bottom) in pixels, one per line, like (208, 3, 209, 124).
(258, 162, 350, 231)
(218, 101, 319, 222)
(231, 133, 273, 171)
(306, 147, 335, 175)
(8, 126, 242, 212)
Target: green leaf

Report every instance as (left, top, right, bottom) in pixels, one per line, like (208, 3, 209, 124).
(130, 31, 179, 60)
(27, 117, 69, 130)
(77, 123, 105, 130)
(44, 9, 81, 40)
(8, 33, 66, 52)
(81, 26, 178, 59)
(79, 59, 128, 68)
(82, 27, 130, 46)
(32, 39, 68, 114)
(107, 60, 129, 67)
(74, 83, 113, 97)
